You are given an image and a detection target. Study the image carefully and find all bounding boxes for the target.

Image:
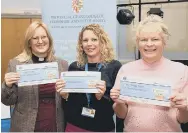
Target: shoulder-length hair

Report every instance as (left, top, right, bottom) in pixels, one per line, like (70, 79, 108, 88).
(77, 24, 115, 66)
(16, 21, 55, 62)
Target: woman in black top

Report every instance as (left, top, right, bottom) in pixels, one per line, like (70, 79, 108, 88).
(56, 24, 122, 132)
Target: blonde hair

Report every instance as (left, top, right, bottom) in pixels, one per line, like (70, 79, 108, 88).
(77, 24, 115, 66)
(16, 21, 55, 62)
(136, 14, 170, 45)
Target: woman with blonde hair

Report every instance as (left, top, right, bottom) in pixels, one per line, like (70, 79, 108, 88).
(110, 14, 188, 132)
(55, 24, 122, 132)
(1, 21, 68, 132)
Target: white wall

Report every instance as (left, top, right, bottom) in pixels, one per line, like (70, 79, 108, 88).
(1, 0, 41, 14)
(117, 0, 188, 62)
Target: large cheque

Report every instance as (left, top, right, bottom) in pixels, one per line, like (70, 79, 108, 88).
(61, 71, 101, 93)
(16, 62, 59, 86)
(119, 77, 171, 107)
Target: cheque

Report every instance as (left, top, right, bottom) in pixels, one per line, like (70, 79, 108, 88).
(60, 71, 101, 93)
(16, 62, 59, 86)
(119, 77, 172, 107)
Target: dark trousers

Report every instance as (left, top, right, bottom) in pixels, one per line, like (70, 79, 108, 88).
(116, 117, 124, 132)
(181, 123, 188, 132)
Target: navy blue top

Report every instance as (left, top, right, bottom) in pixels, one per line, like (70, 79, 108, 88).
(64, 60, 122, 132)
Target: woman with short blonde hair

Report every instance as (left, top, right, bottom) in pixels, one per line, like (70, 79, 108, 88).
(111, 14, 188, 132)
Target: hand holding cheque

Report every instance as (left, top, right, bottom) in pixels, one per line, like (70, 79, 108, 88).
(5, 62, 58, 88)
(111, 76, 188, 110)
(170, 93, 188, 111)
(110, 88, 127, 105)
(5, 72, 20, 88)
(55, 71, 106, 100)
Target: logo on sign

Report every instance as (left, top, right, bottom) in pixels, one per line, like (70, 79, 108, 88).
(72, 0, 83, 13)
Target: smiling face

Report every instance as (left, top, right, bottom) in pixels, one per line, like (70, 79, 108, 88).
(82, 30, 101, 62)
(30, 26, 50, 57)
(138, 24, 165, 64)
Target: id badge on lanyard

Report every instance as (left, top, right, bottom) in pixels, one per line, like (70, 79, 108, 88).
(81, 63, 102, 118)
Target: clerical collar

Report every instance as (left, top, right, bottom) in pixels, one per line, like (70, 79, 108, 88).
(32, 54, 46, 63)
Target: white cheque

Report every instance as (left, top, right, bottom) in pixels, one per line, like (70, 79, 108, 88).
(119, 77, 172, 107)
(61, 71, 101, 93)
(16, 62, 59, 87)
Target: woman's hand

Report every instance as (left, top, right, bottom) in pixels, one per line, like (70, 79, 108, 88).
(5, 72, 20, 88)
(170, 92, 188, 111)
(95, 80, 106, 100)
(110, 88, 126, 104)
(110, 88, 128, 119)
(55, 79, 69, 99)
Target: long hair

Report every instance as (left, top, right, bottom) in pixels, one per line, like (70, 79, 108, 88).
(77, 24, 115, 66)
(16, 21, 55, 62)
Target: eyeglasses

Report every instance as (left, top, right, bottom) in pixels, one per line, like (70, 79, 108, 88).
(31, 36, 48, 43)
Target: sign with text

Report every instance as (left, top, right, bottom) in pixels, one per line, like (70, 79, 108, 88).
(41, 0, 117, 64)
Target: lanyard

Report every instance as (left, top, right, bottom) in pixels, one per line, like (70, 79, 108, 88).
(85, 63, 102, 107)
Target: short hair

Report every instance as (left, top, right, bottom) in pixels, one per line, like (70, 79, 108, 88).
(136, 14, 170, 45)
(77, 24, 115, 66)
(16, 21, 55, 62)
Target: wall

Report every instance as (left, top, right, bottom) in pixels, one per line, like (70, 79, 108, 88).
(117, 0, 188, 62)
(1, 0, 41, 14)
